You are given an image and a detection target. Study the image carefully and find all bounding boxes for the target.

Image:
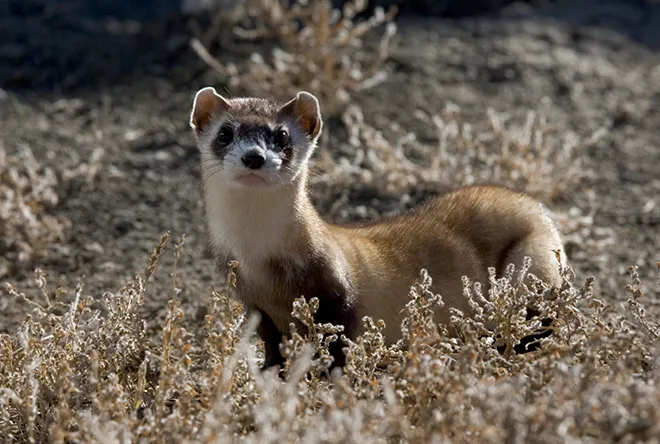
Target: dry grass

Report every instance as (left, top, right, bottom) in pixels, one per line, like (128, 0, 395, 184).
(1, 234, 659, 442)
(0, 144, 70, 279)
(190, 0, 397, 115)
(309, 101, 606, 224)
(0, 142, 103, 280)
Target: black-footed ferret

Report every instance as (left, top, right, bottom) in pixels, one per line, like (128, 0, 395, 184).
(189, 87, 566, 370)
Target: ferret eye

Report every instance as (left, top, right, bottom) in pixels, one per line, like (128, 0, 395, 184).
(274, 128, 290, 150)
(217, 124, 234, 146)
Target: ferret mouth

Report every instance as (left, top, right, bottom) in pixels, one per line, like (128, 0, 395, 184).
(233, 172, 271, 187)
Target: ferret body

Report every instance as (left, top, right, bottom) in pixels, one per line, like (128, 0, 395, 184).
(189, 87, 566, 370)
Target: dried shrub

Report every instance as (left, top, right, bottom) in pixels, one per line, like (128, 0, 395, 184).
(424, 102, 606, 201)
(1, 147, 66, 278)
(310, 101, 606, 225)
(1, 234, 659, 443)
(191, 0, 398, 115)
(0, 145, 103, 278)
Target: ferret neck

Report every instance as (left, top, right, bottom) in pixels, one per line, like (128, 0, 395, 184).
(204, 170, 323, 263)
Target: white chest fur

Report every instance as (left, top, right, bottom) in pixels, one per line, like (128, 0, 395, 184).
(202, 160, 303, 260)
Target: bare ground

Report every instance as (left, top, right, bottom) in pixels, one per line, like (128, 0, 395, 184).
(1, 4, 659, 337)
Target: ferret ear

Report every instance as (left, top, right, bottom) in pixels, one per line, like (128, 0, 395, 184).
(278, 91, 322, 139)
(190, 87, 231, 137)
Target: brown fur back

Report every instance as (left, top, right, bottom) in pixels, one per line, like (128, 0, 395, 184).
(328, 185, 565, 342)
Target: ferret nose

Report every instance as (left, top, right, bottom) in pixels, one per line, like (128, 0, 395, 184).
(241, 151, 266, 170)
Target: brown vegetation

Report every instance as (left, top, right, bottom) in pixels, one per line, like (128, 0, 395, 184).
(1, 235, 658, 442)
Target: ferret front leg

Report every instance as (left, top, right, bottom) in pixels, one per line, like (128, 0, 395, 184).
(255, 309, 286, 370)
(313, 299, 359, 372)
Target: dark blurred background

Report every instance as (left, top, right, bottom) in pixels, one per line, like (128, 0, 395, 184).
(1, 0, 658, 95)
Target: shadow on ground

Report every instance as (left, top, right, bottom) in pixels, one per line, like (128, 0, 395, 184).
(1, 0, 659, 96)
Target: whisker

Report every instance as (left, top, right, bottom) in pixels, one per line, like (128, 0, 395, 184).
(200, 162, 224, 175)
(202, 166, 225, 183)
(202, 170, 224, 185)
(201, 170, 223, 182)
(202, 164, 223, 177)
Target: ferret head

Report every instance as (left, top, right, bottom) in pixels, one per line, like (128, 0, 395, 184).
(190, 87, 323, 189)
